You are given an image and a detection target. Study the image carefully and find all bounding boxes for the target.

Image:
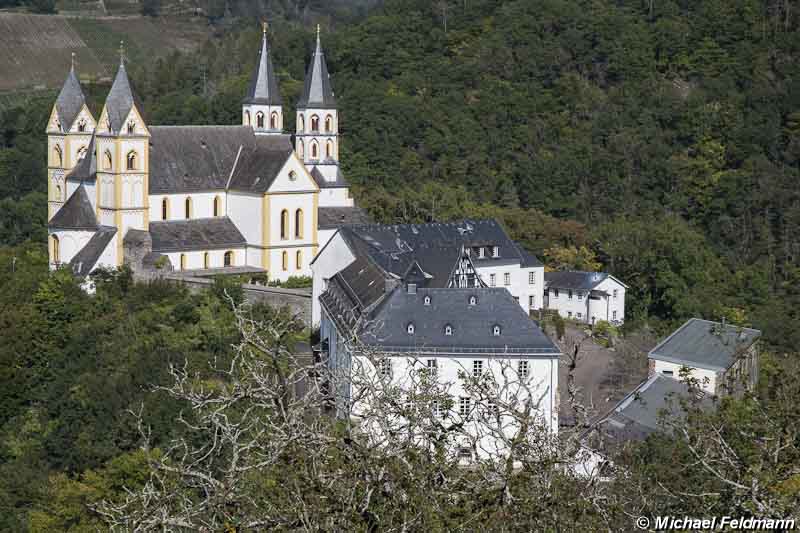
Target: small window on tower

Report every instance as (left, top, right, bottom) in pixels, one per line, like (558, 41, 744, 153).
(256, 112, 264, 129)
(311, 115, 320, 131)
(126, 151, 137, 170)
(325, 115, 333, 132)
(77, 119, 86, 133)
(270, 112, 278, 130)
(127, 121, 135, 134)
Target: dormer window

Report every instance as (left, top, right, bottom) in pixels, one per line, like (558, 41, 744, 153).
(407, 323, 415, 335)
(423, 295, 431, 306)
(492, 246, 499, 258)
(127, 121, 135, 134)
(478, 247, 485, 258)
(444, 324, 453, 336)
(469, 295, 477, 306)
(492, 325, 501, 336)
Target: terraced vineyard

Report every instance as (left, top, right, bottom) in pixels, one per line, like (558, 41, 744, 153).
(0, 13, 212, 93)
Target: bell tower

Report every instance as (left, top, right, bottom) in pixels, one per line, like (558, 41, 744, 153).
(242, 22, 284, 135)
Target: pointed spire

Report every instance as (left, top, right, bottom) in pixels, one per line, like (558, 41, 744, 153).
(243, 22, 282, 106)
(103, 59, 139, 134)
(119, 40, 125, 65)
(298, 26, 336, 109)
(54, 57, 86, 131)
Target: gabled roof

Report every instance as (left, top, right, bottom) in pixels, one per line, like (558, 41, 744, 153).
(70, 226, 116, 277)
(310, 166, 349, 188)
(65, 135, 97, 183)
(147, 127, 292, 194)
(48, 184, 98, 230)
(243, 29, 282, 106)
(544, 271, 623, 291)
(149, 217, 246, 253)
(54, 64, 86, 131)
(318, 207, 371, 230)
(103, 62, 142, 134)
(649, 318, 761, 371)
(297, 29, 336, 109)
(341, 287, 559, 356)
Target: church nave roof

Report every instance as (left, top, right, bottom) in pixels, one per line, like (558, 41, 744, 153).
(149, 217, 246, 253)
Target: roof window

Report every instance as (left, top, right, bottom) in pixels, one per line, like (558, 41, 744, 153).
(492, 325, 502, 336)
(407, 323, 415, 335)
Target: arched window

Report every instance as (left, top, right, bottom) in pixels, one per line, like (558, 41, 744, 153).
(185, 197, 192, 219)
(270, 112, 278, 130)
(224, 251, 233, 267)
(53, 145, 63, 167)
(204, 252, 210, 269)
(161, 198, 169, 220)
(213, 196, 221, 217)
(51, 235, 60, 264)
(55, 184, 62, 201)
(296, 250, 302, 270)
(77, 119, 86, 132)
(445, 324, 453, 336)
(298, 140, 304, 158)
(55, 120, 62, 132)
(282, 251, 288, 271)
(325, 140, 334, 159)
(103, 150, 113, 171)
(294, 209, 303, 239)
(311, 115, 320, 132)
(244, 110, 251, 126)
(127, 121, 135, 134)
(77, 146, 87, 160)
(280, 209, 289, 240)
(256, 112, 264, 128)
(126, 151, 137, 170)
(180, 254, 187, 271)
(298, 114, 305, 132)
(310, 141, 319, 160)
(407, 323, 415, 335)
(325, 115, 333, 132)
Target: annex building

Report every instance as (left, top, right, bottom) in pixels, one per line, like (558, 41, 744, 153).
(46, 25, 367, 281)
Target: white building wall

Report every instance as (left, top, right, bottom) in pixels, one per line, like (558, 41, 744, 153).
(475, 263, 544, 314)
(168, 248, 246, 272)
(317, 187, 353, 208)
(268, 193, 316, 247)
(149, 192, 226, 222)
(652, 359, 718, 394)
(267, 245, 315, 282)
(311, 231, 356, 327)
(595, 278, 626, 324)
(546, 277, 626, 325)
(226, 193, 262, 247)
(49, 229, 95, 268)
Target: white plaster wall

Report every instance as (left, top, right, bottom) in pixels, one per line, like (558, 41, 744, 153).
(269, 193, 316, 247)
(168, 248, 246, 271)
(268, 156, 317, 193)
(317, 187, 353, 208)
(475, 263, 543, 314)
(99, 209, 115, 227)
(122, 210, 146, 233)
(227, 193, 262, 245)
(317, 228, 337, 254)
(311, 231, 356, 327)
(546, 287, 593, 322)
(67, 108, 95, 134)
(150, 192, 227, 222)
(596, 277, 626, 324)
(49, 229, 95, 267)
(267, 245, 315, 281)
(652, 359, 718, 394)
(67, 133, 93, 168)
(243, 104, 283, 133)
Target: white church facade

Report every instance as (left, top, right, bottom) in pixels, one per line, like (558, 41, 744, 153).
(47, 25, 368, 281)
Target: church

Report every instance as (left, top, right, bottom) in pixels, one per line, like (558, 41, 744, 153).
(46, 24, 368, 281)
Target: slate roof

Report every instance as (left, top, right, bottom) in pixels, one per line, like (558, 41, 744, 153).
(103, 63, 142, 134)
(244, 31, 282, 105)
(649, 318, 761, 371)
(147, 127, 293, 194)
(69, 226, 116, 277)
(335, 219, 540, 279)
(324, 286, 559, 356)
(297, 32, 336, 109)
(592, 374, 711, 446)
(55, 64, 86, 131)
(48, 184, 98, 230)
(310, 166, 349, 188)
(149, 217, 246, 253)
(318, 207, 372, 230)
(65, 135, 97, 183)
(544, 271, 613, 290)
(517, 245, 544, 268)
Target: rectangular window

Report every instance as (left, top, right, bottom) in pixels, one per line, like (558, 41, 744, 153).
(553, 289, 559, 299)
(577, 291, 583, 301)
(432, 399, 444, 418)
(613, 289, 618, 299)
(478, 247, 485, 258)
(577, 312, 582, 319)
(529, 271, 535, 285)
(504, 273, 511, 286)
(568, 311, 573, 318)
(518, 360, 529, 378)
(529, 295, 535, 308)
(613, 310, 618, 321)
(490, 274, 496, 287)
(459, 397, 471, 416)
(426, 359, 438, 376)
(492, 246, 499, 258)
(568, 289, 573, 300)
(472, 360, 483, 378)
(662, 370, 674, 376)
(379, 359, 392, 379)
(486, 401, 499, 418)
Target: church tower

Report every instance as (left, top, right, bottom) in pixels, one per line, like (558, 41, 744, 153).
(47, 54, 96, 219)
(95, 44, 150, 264)
(243, 23, 283, 135)
(296, 25, 339, 182)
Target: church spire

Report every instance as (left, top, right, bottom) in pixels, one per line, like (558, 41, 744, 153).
(297, 25, 336, 109)
(102, 54, 141, 134)
(243, 22, 282, 106)
(54, 56, 86, 131)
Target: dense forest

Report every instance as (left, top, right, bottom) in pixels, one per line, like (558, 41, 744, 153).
(1, 0, 800, 529)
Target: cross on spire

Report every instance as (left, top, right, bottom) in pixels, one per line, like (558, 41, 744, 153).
(71, 52, 76, 70)
(262, 20, 268, 35)
(119, 40, 125, 65)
